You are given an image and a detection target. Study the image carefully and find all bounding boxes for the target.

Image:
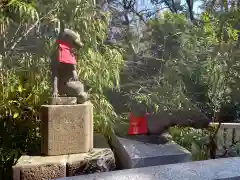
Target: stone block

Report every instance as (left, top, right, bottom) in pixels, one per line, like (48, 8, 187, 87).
(111, 134, 191, 169)
(13, 135, 115, 180)
(12, 155, 67, 180)
(55, 157, 240, 180)
(67, 148, 116, 176)
(40, 101, 93, 156)
(48, 97, 77, 105)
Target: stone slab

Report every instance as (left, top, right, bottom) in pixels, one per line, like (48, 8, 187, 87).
(40, 101, 93, 156)
(49, 97, 77, 105)
(111, 134, 191, 169)
(56, 157, 240, 180)
(12, 155, 67, 180)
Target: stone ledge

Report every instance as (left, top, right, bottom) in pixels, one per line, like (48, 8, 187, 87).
(56, 157, 240, 180)
(13, 134, 116, 180)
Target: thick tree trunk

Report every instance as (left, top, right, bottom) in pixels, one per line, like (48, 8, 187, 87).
(146, 109, 211, 135)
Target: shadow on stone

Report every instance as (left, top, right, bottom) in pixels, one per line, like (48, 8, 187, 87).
(122, 134, 170, 145)
(112, 118, 172, 145)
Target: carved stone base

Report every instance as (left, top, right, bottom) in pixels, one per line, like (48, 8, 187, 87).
(49, 97, 77, 105)
(40, 101, 93, 156)
(12, 155, 67, 180)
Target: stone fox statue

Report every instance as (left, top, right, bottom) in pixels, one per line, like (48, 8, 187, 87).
(51, 29, 88, 103)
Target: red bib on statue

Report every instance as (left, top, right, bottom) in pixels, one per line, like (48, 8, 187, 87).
(56, 40, 76, 64)
(128, 112, 147, 135)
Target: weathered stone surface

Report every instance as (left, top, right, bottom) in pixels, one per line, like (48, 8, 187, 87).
(48, 97, 77, 105)
(56, 157, 240, 180)
(40, 101, 93, 156)
(111, 134, 191, 169)
(12, 155, 67, 180)
(67, 148, 116, 176)
(67, 134, 116, 176)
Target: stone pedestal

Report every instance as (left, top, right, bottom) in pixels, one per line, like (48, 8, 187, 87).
(13, 135, 116, 180)
(40, 101, 93, 156)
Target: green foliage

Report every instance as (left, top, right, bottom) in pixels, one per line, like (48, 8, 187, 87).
(0, 0, 38, 23)
(230, 142, 240, 156)
(127, 10, 240, 114)
(0, 0, 240, 178)
(169, 126, 209, 160)
(0, 0, 123, 179)
(121, 9, 240, 160)
(169, 124, 220, 161)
